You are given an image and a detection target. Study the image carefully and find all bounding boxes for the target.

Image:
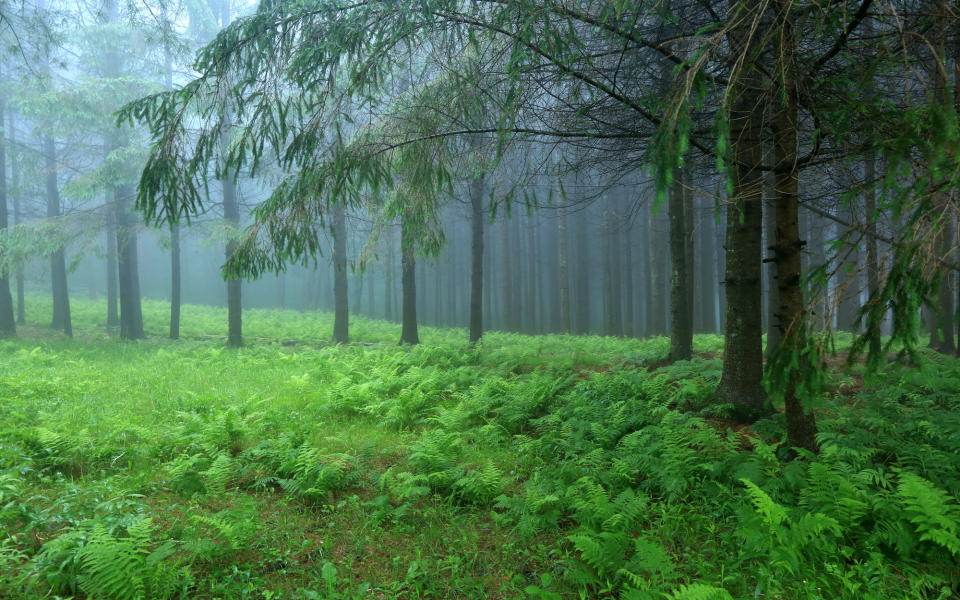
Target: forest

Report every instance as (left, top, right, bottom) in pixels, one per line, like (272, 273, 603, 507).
(1, 0, 960, 598)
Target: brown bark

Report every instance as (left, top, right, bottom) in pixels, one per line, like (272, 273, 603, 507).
(716, 0, 767, 420)
(773, 1, 817, 453)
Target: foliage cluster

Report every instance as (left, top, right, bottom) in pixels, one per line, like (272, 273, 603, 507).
(1, 298, 958, 598)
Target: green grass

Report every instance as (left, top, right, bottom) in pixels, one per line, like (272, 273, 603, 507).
(1, 296, 958, 599)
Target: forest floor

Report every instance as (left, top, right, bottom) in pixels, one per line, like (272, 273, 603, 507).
(1, 297, 959, 600)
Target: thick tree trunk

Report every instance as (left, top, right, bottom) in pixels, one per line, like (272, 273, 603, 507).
(669, 167, 693, 360)
(333, 202, 349, 343)
(45, 136, 71, 337)
(716, 0, 766, 420)
(469, 176, 485, 343)
(399, 213, 419, 344)
(0, 93, 14, 337)
(116, 185, 144, 339)
(170, 224, 181, 339)
(772, 5, 817, 453)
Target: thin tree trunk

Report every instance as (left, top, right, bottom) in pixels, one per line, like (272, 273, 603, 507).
(0, 88, 13, 337)
(469, 176, 485, 343)
(164, 20, 180, 340)
(557, 205, 570, 333)
(650, 206, 668, 336)
(527, 215, 539, 333)
(764, 140, 780, 357)
(11, 115, 23, 325)
(45, 135, 71, 337)
(576, 210, 591, 333)
(716, 0, 766, 420)
(669, 165, 692, 360)
(106, 202, 119, 327)
(639, 203, 653, 336)
(170, 224, 181, 339)
(623, 197, 635, 337)
(864, 151, 881, 357)
(501, 213, 512, 331)
(605, 196, 623, 337)
(220, 0, 241, 347)
(223, 175, 242, 347)
(400, 212, 419, 344)
(385, 227, 395, 321)
(333, 202, 349, 343)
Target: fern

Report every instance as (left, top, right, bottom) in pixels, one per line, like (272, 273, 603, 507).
(667, 583, 733, 600)
(896, 472, 960, 556)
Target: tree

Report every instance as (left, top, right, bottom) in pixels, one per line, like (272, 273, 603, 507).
(469, 174, 485, 343)
(0, 69, 14, 337)
(332, 201, 348, 343)
(714, 0, 768, 422)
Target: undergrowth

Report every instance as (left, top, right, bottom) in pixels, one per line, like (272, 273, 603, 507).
(0, 296, 957, 599)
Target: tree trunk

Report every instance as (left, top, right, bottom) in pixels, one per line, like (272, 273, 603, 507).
(639, 204, 653, 336)
(557, 205, 570, 333)
(400, 213, 419, 344)
(45, 135, 71, 337)
(11, 115, 23, 326)
(223, 175, 242, 347)
(164, 19, 180, 340)
(696, 197, 717, 333)
(501, 213, 512, 331)
(772, 3, 817, 453)
(669, 167, 693, 360)
(623, 197, 635, 337)
(864, 151, 882, 358)
(763, 141, 780, 358)
(106, 202, 119, 327)
(333, 202, 349, 343)
(170, 224, 181, 339)
(469, 176, 485, 343)
(604, 196, 623, 337)
(575, 210, 591, 333)
(116, 185, 144, 339)
(527, 215, 540, 333)
(0, 93, 13, 337)
(716, 0, 766, 420)
(650, 206, 668, 336)
(220, 0, 241, 347)
(385, 227, 395, 320)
